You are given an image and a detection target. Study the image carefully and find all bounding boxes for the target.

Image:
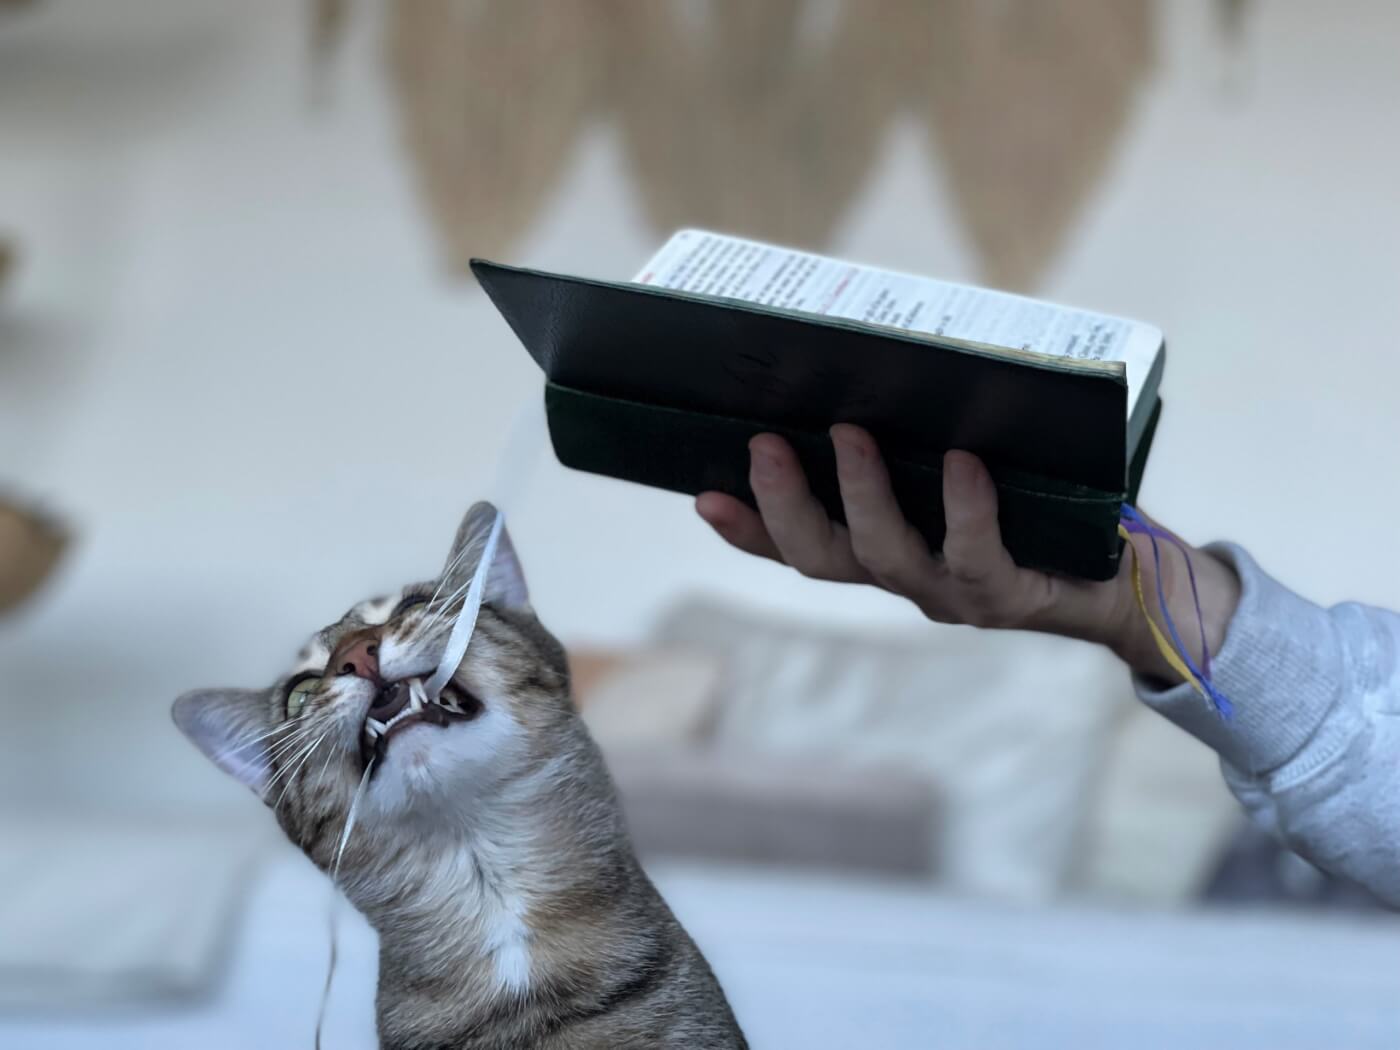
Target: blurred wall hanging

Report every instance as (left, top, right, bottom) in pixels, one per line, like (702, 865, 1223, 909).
(0, 496, 67, 617)
(317, 0, 1155, 292)
(0, 234, 68, 617)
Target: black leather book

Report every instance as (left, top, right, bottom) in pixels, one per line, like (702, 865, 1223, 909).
(473, 230, 1165, 581)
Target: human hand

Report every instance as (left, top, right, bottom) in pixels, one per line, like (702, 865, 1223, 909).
(694, 425, 1238, 681)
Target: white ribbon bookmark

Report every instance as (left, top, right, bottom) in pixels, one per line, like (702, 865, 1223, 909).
(424, 507, 503, 701)
(423, 395, 544, 699)
(316, 394, 544, 1049)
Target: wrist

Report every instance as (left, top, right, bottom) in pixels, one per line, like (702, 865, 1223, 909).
(1108, 580, 1175, 680)
(1106, 534, 1241, 683)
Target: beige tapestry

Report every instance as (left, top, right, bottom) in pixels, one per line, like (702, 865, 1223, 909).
(0, 498, 67, 617)
(362, 1, 1156, 291)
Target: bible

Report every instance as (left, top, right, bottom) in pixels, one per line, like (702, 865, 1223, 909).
(473, 229, 1165, 580)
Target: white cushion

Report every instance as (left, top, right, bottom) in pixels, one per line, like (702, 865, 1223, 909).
(655, 598, 1127, 901)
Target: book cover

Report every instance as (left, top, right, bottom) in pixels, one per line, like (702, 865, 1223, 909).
(473, 231, 1165, 580)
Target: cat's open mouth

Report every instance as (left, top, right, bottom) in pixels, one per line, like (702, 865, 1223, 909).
(360, 678, 482, 771)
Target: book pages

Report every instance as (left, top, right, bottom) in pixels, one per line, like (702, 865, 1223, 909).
(636, 229, 1160, 416)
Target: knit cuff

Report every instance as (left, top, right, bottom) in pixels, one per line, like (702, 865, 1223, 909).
(1132, 543, 1347, 777)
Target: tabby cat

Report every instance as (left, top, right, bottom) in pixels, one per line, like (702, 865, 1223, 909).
(173, 502, 747, 1049)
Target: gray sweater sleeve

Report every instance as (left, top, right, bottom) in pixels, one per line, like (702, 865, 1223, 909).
(1134, 543, 1400, 906)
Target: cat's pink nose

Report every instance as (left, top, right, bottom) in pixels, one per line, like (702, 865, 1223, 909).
(330, 631, 381, 683)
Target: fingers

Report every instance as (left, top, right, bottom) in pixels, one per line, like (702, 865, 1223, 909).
(695, 491, 782, 562)
(747, 435, 869, 581)
(940, 450, 1042, 626)
(700, 431, 1053, 633)
(940, 451, 1011, 581)
(830, 429, 1049, 628)
(830, 425, 941, 595)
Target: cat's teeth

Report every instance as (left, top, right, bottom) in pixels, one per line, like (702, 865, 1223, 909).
(408, 680, 425, 713)
(366, 718, 387, 737)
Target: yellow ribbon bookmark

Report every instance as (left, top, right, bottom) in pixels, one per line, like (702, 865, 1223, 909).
(1117, 523, 1209, 697)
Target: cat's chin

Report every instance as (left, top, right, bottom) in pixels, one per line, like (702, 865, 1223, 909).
(363, 701, 525, 817)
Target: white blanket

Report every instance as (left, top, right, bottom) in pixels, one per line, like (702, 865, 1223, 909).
(0, 811, 266, 1012)
(4, 851, 1396, 1048)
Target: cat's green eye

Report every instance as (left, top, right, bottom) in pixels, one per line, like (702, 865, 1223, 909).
(286, 676, 322, 719)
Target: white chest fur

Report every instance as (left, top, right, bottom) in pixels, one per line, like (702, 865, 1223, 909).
(402, 834, 536, 997)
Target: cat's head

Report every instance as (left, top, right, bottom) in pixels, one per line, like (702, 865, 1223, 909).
(172, 502, 579, 867)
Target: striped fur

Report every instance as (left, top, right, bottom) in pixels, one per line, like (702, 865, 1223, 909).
(173, 504, 747, 1049)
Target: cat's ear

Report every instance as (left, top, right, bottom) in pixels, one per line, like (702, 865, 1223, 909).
(441, 501, 529, 613)
(172, 688, 274, 799)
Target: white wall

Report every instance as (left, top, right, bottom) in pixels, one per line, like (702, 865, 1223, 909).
(2, 0, 1398, 813)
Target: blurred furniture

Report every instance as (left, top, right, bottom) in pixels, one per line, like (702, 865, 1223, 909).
(580, 596, 1384, 914)
(576, 595, 1243, 905)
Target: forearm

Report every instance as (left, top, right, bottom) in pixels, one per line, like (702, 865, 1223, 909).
(1130, 543, 1400, 906)
(703, 429, 1400, 902)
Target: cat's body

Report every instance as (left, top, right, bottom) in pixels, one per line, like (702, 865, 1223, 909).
(174, 505, 746, 1049)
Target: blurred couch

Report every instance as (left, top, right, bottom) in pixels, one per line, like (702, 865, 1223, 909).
(575, 596, 1247, 907)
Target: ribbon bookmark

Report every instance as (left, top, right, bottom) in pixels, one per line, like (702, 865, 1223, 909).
(425, 508, 505, 701)
(1118, 508, 1233, 720)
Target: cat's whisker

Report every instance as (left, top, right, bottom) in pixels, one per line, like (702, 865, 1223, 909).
(209, 721, 311, 768)
(394, 612, 467, 675)
(273, 728, 334, 808)
(263, 723, 324, 764)
(412, 565, 470, 637)
(334, 758, 375, 879)
(421, 560, 482, 627)
(215, 720, 300, 757)
(411, 575, 481, 648)
(427, 550, 469, 605)
(315, 756, 376, 1050)
(270, 725, 331, 786)
(405, 613, 451, 652)
(413, 580, 471, 641)
(267, 738, 320, 790)
(312, 729, 342, 789)
(425, 538, 480, 609)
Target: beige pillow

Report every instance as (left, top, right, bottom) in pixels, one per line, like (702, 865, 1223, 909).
(655, 597, 1129, 902)
(574, 647, 723, 751)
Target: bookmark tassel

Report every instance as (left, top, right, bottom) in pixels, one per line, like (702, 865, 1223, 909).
(1118, 506, 1234, 720)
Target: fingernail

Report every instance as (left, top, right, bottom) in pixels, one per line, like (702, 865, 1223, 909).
(946, 453, 973, 488)
(752, 447, 780, 483)
(830, 427, 868, 463)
